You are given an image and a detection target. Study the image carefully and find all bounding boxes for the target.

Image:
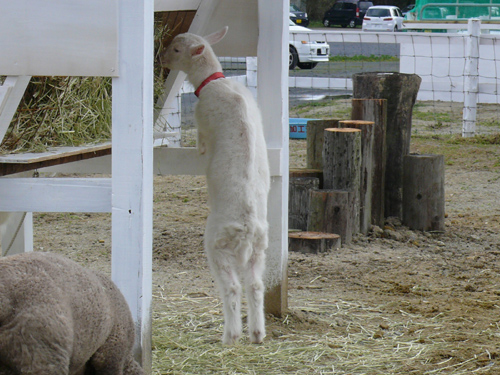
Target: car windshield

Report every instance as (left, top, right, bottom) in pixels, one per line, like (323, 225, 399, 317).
(367, 8, 391, 17)
(290, 4, 300, 12)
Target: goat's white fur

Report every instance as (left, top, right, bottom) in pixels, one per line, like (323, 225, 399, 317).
(161, 27, 270, 345)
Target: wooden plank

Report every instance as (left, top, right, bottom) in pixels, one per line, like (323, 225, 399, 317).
(0, 144, 111, 176)
(0, 0, 119, 77)
(0, 178, 111, 212)
(111, 0, 153, 371)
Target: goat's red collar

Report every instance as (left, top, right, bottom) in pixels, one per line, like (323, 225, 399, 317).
(195, 72, 225, 97)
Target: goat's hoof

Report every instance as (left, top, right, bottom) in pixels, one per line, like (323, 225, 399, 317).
(223, 332, 241, 346)
(250, 330, 265, 344)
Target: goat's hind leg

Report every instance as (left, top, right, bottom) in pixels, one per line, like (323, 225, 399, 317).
(210, 258, 243, 345)
(244, 247, 266, 344)
(206, 229, 243, 345)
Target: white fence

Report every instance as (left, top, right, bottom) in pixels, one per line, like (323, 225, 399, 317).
(161, 19, 500, 142)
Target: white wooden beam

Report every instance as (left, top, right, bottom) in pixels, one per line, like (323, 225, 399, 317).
(111, 0, 154, 371)
(39, 147, 283, 177)
(258, 0, 289, 316)
(154, 0, 201, 11)
(0, 0, 119, 77)
(0, 178, 111, 212)
(0, 76, 31, 143)
(1, 212, 33, 256)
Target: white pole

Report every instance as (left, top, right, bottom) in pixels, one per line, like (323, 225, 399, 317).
(111, 0, 153, 371)
(462, 19, 480, 137)
(258, 0, 289, 316)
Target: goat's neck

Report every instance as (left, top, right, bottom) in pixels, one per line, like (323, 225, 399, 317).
(186, 54, 223, 89)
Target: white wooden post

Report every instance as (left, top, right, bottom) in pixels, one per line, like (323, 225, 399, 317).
(0, 76, 31, 141)
(111, 0, 153, 371)
(246, 57, 258, 98)
(463, 19, 480, 138)
(258, 0, 289, 316)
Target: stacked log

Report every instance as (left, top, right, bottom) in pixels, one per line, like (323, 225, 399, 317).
(403, 154, 445, 231)
(338, 120, 374, 234)
(307, 189, 356, 244)
(322, 128, 362, 235)
(289, 177, 320, 230)
(351, 99, 387, 227)
(288, 231, 341, 254)
(306, 119, 340, 170)
(353, 72, 421, 219)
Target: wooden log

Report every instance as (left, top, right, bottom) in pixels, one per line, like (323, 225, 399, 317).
(339, 120, 374, 234)
(403, 154, 445, 232)
(306, 119, 340, 170)
(288, 231, 341, 254)
(290, 168, 323, 188)
(351, 98, 387, 227)
(352, 72, 421, 220)
(322, 128, 361, 234)
(307, 189, 357, 245)
(288, 177, 320, 230)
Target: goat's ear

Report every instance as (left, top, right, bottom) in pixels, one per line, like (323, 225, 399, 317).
(204, 26, 228, 46)
(191, 44, 205, 57)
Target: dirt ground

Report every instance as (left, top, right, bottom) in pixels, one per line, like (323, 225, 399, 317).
(31, 135, 500, 374)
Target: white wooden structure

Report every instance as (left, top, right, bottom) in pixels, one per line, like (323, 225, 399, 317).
(0, 0, 289, 372)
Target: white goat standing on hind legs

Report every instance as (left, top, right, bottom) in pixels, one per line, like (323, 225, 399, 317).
(161, 27, 271, 345)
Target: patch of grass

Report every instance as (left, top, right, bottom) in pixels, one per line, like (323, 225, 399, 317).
(411, 134, 500, 171)
(412, 110, 456, 123)
(291, 96, 352, 119)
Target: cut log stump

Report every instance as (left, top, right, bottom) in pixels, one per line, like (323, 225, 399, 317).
(307, 189, 357, 245)
(306, 119, 340, 170)
(288, 231, 341, 254)
(351, 98, 387, 227)
(290, 168, 323, 189)
(403, 154, 445, 231)
(289, 177, 320, 230)
(322, 128, 361, 234)
(353, 72, 421, 220)
(339, 120, 374, 235)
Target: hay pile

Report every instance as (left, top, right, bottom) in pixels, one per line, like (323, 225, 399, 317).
(1, 16, 170, 154)
(151, 286, 490, 374)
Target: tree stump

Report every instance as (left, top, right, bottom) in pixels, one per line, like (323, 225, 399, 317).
(322, 128, 361, 234)
(307, 189, 357, 245)
(339, 120, 374, 234)
(351, 98, 387, 227)
(353, 72, 421, 220)
(290, 168, 323, 188)
(306, 119, 340, 170)
(288, 231, 341, 254)
(403, 154, 445, 232)
(289, 177, 320, 230)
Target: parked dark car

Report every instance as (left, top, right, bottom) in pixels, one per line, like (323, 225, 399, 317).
(290, 4, 309, 27)
(323, 0, 373, 28)
(402, 3, 415, 16)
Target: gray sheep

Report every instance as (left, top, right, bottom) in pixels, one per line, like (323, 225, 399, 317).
(0, 252, 143, 375)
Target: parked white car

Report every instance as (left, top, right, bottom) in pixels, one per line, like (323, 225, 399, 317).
(289, 19, 330, 69)
(362, 6, 404, 32)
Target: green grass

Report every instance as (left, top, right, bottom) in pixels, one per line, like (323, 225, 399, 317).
(411, 133, 500, 171)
